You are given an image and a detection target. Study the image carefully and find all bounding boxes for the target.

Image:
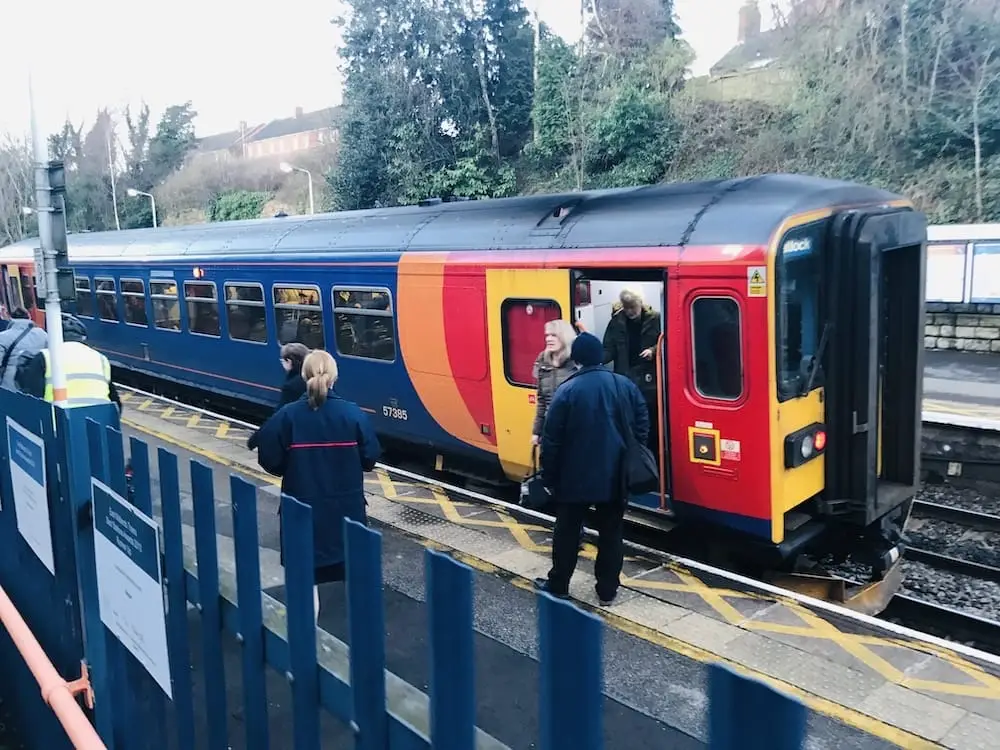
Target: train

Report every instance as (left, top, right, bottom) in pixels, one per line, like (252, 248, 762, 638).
(0, 174, 929, 597)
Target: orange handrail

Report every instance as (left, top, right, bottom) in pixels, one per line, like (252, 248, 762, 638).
(0, 585, 105, 749)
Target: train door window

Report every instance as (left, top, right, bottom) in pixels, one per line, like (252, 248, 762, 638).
(150, 281, 181, 331)
(183, 281, 220, 337)
(19, 274, 35, 311)
(8, 275, 23, 312)
(95, 278, 118, 322)
(332, 286, 395, 361)
(273, 284, 324, 349)
(225, 282, 267, 344)
(501, 299, 561, 387)
(74, 277, 94, 318)
(121, 279, 149, 327)
(691, 296, 743, 401)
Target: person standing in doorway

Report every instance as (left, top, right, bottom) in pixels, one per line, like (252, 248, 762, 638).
(602, 289, 661, 453)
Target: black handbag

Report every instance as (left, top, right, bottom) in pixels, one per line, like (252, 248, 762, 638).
(520, 445, 551, 510)
(609, 373, 660, 497)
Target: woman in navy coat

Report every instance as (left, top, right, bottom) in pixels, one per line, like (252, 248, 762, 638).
(255, 349, 381, 618)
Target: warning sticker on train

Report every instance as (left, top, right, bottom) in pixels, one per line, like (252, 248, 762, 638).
(747, 266, 766, 297)
(721, 439, 741, 462)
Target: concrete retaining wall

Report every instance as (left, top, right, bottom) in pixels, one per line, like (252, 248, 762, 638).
(924, 302, 1000, 353)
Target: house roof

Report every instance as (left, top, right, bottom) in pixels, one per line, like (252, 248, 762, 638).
(253, 107, 343, 141)
(709, 28, 790, 77)
(195, 107, 342, 152)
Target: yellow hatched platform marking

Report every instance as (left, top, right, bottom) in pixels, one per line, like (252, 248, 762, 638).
(120, 393, 1000, 704)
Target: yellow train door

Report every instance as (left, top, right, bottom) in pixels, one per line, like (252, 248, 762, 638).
(486, 268, 573, 479)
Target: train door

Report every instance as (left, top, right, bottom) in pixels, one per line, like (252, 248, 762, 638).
(572, 272, 670, 512)
(486, 268, 572, 478)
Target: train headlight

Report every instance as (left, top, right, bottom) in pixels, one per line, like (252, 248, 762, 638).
(784, 423, 827, 469)
(800, 435, 814, 458)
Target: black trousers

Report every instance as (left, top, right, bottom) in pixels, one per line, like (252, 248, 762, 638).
(546, 500, 626, 600)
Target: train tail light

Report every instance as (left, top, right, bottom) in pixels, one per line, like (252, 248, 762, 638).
(784, 423, 827, 469)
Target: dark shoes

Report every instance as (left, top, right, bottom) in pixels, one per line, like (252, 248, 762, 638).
(533, 578, 569, 599)
(533, 577, 618, 607)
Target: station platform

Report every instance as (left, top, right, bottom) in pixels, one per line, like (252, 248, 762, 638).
(117, 388, 1000, 749)
(923, 350, 1000, 425)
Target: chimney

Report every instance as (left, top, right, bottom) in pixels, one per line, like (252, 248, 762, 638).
(738, 1, 762, 43)
(295, 107, 303, 119)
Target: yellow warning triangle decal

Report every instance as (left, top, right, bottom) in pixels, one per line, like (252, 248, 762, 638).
(750, 270, 762, 283)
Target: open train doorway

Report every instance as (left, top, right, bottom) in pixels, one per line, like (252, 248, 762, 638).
(571, 269, 672, 512)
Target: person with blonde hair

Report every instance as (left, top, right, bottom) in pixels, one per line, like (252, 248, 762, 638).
(255, 349, 381, 622)
(531, 319, 579, 445)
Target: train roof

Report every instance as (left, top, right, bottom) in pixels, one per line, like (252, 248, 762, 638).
(0, 173, 903, 263)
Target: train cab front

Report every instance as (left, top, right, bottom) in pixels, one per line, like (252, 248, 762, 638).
(770, 206, 927, 585)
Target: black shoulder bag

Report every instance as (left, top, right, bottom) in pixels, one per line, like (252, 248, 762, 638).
(0, 324, 34, 384)
(609, 373, 660, 497)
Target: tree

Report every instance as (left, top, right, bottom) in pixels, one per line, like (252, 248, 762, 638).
(145, 102, 198, 187)
(0, 136, 35, 247)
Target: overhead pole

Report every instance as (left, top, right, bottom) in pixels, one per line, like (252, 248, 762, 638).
(29, 74, 73, 407)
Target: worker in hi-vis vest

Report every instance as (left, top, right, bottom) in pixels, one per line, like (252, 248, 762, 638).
(15, 313, 121, 411)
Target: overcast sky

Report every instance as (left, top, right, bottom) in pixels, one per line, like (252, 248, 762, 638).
(0, 0, 784, 141)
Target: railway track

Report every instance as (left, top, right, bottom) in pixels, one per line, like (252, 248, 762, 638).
(112, 378, 1000, 656)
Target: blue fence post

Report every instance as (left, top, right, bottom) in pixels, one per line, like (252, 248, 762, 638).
(708, 664, 806, 750)
(280, 493, 320, 749)
(191, 459, 229, 749)
(231, 477, 269, 750)
(345, 519, 387, 750)
(82, 410, 129, 748)
(538, 595, 603, 750)
(125, 436, 169, 749)
(157, 448, 195, 749)
(426, 550, 475, 750)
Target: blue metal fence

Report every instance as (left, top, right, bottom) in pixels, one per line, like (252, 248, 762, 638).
(0, 387, 808, 749)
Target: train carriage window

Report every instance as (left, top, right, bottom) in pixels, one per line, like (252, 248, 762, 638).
(273, 284, 324, 350)
(183, 281, 220, 337)
(225, 282, 267, 344)
(332, 287, 396, 362)
(501, 299, 562, 387)
(95, 278, 118, 322)
(691, 296, 743, 401)
(121, 278, 148, 327)
(150, 281, 181, 331)
(74, 277, 93, 318)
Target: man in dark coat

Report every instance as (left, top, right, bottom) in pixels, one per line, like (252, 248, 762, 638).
(534, 332, 649, 606)
(602, 289, 661, 453)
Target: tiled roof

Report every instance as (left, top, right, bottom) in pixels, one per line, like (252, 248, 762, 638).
(195, 108, 342, 152)
(196, 130, 242, 152)
(252, 107, 343, 141)
(709, 28, 790, 77)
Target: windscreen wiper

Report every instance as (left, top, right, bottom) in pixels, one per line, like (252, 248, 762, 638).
(800, 322, 831, 396)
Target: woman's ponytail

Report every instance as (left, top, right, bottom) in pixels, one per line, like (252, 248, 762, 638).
(301, 350, 338, 410)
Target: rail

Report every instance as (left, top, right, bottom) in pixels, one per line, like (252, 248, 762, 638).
(0, 585, 104, 749)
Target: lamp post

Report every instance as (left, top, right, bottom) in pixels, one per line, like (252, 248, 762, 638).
(279, 161, 315, 215)
(126, 188, 157, 228)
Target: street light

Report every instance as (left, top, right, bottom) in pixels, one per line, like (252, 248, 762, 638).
(279, 161, 315, 215)
(126, 187, 157, 228)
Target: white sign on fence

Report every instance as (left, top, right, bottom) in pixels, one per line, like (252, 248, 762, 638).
(92, 477, 172, 698)
(6, 416, 55, 575)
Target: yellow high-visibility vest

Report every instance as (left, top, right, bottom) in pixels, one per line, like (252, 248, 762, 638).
(41, 342, 112, 406)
